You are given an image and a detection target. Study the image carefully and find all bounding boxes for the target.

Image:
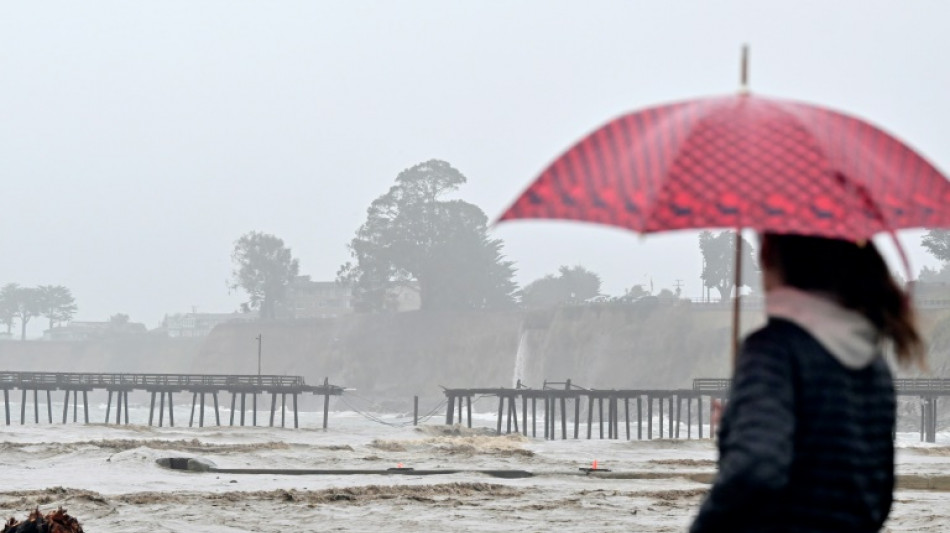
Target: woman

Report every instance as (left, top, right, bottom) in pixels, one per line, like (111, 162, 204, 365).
(691, 233, 923, 532)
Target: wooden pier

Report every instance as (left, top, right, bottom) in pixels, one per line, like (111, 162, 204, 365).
(694, 378, 950, 443)
(0, 372, 344, 429)
(444, 378, 950, 442)
(443, 379, 727, 441)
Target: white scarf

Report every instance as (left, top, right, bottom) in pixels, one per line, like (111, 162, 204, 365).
(765, 287, 880, 369)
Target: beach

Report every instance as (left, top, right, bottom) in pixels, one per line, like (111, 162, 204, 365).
(0, 403, 948, 532)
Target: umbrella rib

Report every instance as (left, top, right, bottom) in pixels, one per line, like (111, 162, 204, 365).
(639, 101, 720, 232)
(767, 102, 894, 236)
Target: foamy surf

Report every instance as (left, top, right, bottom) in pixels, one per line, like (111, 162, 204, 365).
(0, 414, 948, 531)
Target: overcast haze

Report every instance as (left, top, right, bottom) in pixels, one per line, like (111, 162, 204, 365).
(2, 1, 948, 331)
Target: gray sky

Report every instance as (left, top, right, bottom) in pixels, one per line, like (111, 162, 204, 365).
(2, 1, 948, 330)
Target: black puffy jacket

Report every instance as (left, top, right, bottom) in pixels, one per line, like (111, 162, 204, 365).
(691, 318, 895, 533)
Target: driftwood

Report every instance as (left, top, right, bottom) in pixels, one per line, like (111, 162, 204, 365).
(2, 508, 83, 533)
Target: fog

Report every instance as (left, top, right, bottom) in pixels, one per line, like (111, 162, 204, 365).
(1, 1, 948, 333)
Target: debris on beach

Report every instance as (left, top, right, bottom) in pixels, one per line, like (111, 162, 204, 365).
(370, 435, 534, 457)
(2, 507, 84, 533)
(417, 424, 498, 437)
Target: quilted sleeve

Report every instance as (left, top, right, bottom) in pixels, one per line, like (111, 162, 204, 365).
(690, 333, 796, 532)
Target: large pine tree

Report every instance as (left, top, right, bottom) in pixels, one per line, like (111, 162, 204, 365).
(341, 160, 517, 312)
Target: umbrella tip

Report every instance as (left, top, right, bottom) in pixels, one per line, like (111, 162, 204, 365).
(739, 44, 750, 95)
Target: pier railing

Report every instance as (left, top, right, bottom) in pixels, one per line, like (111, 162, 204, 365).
(0, 372, 308, 389)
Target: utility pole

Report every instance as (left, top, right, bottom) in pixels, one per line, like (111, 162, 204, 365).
(673, 279, 684, 298)
(256, 334, 262, 382)
(701, 257, 706, 303)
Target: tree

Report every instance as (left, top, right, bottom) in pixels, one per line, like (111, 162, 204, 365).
(37, 285, 77, 330)
(231, 232, 300, 320)
(521, 265, 602, 308)
(0, 284, 17, 336)
(341, 160, 517, 312)
(657, 288, 677, 299)
(614, 284, 650, 302)
(9, 287, 41, 341)
(699, 230, 758, 301)
(922, 230, 950, 263)
(110, 313, 130, 326)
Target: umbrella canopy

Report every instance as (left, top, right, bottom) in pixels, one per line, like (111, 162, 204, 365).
(498, 94, 950, 241)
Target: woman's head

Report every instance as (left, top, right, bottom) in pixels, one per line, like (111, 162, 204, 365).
(759, 232, 923, 367)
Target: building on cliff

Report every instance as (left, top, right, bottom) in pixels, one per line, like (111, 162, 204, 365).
(276, 276, 421, 319)
(160, 312, 254, 338)
(277, 276, 354, 319)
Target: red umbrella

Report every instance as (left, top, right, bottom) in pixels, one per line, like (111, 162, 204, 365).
(498, 94, 950, 239)
(498, 49, 950, 359)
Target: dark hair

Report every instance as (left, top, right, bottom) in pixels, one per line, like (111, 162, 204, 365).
(761, 233, 923, 367)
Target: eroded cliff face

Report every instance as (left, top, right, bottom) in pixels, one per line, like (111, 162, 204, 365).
(195, 310, 524, 399)
(195, 303, 950, 403)
(516, 303, 762, 390)
(194, 302, 761, 401)
(0, 336, 203, 374)
(3, 304, 948, 409)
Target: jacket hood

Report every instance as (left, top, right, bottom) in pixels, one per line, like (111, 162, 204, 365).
(765, 287, 880, 369)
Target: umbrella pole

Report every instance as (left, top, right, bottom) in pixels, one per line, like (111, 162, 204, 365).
(740, 44, 749, 93)
(731, 230, 743, 369)
(731, 45, 748, 369)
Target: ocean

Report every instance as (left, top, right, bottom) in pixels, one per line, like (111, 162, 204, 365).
(0, 400, 947, 532)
